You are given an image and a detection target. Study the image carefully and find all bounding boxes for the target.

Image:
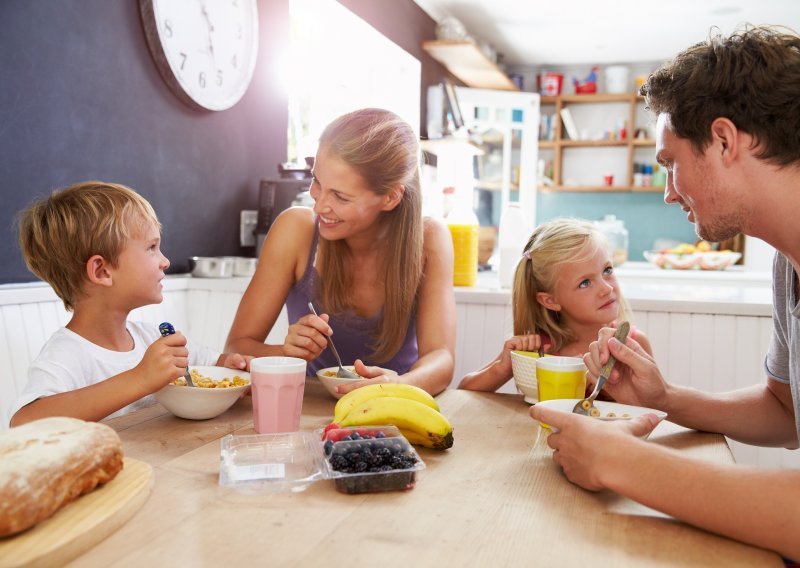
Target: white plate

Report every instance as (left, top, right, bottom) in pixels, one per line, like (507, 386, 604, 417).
(534, 399, 667, 439)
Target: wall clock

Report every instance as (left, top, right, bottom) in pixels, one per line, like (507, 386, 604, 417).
(139, 0, 259, 111)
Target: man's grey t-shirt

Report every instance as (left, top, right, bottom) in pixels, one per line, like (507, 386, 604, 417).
(765, 252, 800, 445)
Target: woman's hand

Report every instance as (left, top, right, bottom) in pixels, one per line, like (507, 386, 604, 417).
(284, 312, 332, 361)
(335, 359, 398, 395)
(583, 327, 669, 409)
(218, 353, 253, 371)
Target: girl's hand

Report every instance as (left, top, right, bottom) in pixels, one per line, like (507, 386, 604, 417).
(335, 359, 398, 395)
(496, 334, 544, 375)
(284, 312, 331, 361)
(583, 327, 668, 409)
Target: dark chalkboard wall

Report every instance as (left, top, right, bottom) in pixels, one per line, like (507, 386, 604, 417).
(0, 0, 289, 283)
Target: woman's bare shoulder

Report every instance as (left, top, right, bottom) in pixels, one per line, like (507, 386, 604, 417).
(422, 216, 451, 250)
(260, 207, 316, 261)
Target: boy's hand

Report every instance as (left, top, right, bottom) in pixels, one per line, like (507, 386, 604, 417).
(137, 332, 189, 393)
(218, 353, 252, 371)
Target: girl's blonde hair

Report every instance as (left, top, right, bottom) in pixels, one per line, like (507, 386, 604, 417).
(316, 108, 423, 363)
(17, 181, 160, 311)
(511, 218, 632, 352)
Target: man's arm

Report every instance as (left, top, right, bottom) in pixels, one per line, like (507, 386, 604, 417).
(532, 406, 800, 561)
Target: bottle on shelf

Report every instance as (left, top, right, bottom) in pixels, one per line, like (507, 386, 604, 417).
(446, 201, 479, 287)
(497, 203, 529, 288)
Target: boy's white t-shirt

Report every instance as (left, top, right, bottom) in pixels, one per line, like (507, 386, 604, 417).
(9, 321, 220, 422)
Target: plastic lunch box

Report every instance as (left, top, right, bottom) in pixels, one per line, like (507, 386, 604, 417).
(219, 425, 425, 494)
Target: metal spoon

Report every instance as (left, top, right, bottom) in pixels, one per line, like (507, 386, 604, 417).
(158, 322, 195, 387)
(572, 322, 630, 416)
(307, 303, 359, 379)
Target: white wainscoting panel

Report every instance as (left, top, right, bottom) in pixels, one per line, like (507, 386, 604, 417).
(2, 276, 797, 470)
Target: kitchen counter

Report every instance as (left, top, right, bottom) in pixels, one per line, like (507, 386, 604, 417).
(455, 263, 772, 317)
(68, 382, 781, 567)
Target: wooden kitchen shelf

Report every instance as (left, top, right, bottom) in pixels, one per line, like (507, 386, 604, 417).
(540, 185, 663, 193)
(538, 93, 659, 192)
(422, 40, 519, 91)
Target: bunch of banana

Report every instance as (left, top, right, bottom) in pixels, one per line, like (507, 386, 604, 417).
(328, 383, 454, 450)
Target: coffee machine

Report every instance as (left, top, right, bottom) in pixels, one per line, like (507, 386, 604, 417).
(255, 162, 313, 256)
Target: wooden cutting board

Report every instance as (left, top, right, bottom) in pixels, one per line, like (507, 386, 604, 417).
(0, 457, 154, 568)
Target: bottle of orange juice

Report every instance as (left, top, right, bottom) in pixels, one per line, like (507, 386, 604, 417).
(446, 203, 479, 287)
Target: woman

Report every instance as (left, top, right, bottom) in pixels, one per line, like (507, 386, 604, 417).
(226, 108, 455, 395)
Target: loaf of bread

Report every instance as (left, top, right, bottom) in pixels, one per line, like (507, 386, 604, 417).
(0, 417, 124, 537)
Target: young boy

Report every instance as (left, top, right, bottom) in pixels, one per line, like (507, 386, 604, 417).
(9, 181, 248, 426)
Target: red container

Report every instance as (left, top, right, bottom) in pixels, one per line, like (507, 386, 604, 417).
(540, 73, 564, 96)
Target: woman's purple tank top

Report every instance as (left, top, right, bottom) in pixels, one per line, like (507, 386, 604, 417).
(285, 224, 418, 375)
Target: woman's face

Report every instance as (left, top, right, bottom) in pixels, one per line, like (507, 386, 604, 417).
(309, 147, 392, 240)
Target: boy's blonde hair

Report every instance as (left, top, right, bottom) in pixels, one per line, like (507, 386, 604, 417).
(511, 218, 632, 353)
(17, 181, 160, 311)
(316, 108, 423, 363)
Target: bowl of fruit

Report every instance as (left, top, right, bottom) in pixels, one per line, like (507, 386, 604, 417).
(644, 241, 740, 270)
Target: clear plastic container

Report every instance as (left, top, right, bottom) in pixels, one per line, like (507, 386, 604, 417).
(219, 426, 425, 495)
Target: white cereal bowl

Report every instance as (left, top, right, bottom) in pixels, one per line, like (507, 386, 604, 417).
(510, 350, 540, 404)
(534, 399, 667, 439)
(155, 366, 250, 420)
(316, 366, 398, 399)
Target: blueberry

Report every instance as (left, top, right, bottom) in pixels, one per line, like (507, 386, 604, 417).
(341, 435, 352, 442)
(376, 431, 386, 439)
(323, 440, 334, 456)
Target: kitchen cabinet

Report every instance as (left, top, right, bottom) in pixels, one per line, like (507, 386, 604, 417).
(539, 93, 661, 192)
(422, 40, 518, 91)
(452, 86, 540, 226)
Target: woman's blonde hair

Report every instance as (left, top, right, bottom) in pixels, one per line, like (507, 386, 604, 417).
(17, 181, 160, 311)
(316, 108, 423, 362)
(511, 218, 631, 352)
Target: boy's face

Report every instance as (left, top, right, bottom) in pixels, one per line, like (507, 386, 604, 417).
(110, 218, 170, 310)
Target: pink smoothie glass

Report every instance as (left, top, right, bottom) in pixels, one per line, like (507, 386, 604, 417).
(250, 356, 307, 434)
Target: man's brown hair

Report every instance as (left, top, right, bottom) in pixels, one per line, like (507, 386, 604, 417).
(642, 25, 800, 165)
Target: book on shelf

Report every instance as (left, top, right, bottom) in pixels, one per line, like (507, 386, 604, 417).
(560, 108, 579, 140)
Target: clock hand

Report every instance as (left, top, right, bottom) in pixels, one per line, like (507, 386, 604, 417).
(199, 0, 218, 69)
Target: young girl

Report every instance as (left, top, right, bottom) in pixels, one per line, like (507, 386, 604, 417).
(226, 108, 456, 396)
(458, 218, 652, 392)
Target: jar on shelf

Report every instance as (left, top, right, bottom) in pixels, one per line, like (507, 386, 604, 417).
(595, 214, 629, 266)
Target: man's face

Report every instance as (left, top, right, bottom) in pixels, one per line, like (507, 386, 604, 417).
(655, 113, 745, 242)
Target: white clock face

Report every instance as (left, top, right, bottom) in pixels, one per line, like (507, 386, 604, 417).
(145, 0, 259, 111)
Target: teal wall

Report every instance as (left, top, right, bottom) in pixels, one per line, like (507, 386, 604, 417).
(534, 192, 698, 261)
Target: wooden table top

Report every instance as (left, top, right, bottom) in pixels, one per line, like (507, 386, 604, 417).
(71, 380, 780, 567)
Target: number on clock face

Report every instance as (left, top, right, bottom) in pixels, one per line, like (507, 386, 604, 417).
(142, 0, 258, 111)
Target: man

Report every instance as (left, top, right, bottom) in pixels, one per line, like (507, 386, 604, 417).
(530, 26, 800, 561)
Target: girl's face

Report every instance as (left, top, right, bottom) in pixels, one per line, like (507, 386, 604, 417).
(309, 147, 396, 241)
(111, 218, 170, 310)
(538, 243, 620, 327)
